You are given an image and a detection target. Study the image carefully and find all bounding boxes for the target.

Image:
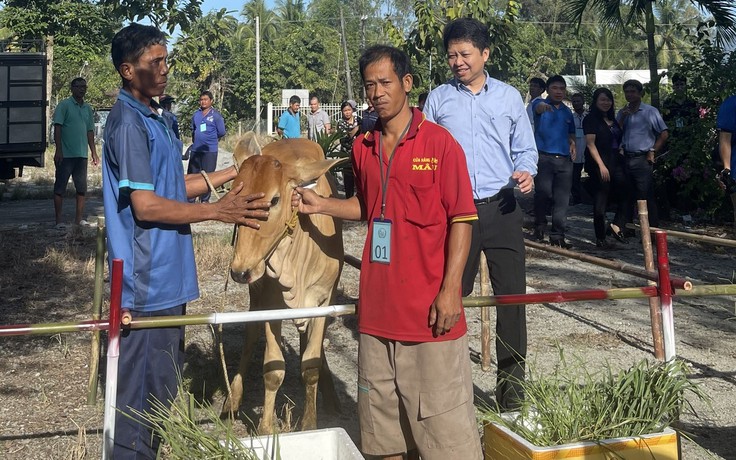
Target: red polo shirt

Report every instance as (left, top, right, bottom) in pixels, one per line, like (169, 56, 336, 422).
(353, 108, 478, 342)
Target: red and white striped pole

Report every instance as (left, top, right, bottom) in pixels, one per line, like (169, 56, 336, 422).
(102, 259, 123, 460)
(655, 232, 677, 361)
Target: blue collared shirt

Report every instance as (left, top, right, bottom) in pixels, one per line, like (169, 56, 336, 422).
(102, 89, 199, 312)
(424, 74, 538, 199)
(617, 102, 668, 152)
(532, 98, 576, 155)
(191, 107, 225, 152)
(278, 109, 301, 138)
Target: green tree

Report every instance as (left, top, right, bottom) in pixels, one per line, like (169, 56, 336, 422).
(169, 9, 238, 134)
(565, 0, 736, 108)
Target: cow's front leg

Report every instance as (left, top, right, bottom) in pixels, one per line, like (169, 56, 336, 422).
(301, 316, 326, 431)
(223, 321, 261, 416)
(258, 320, 285, 434)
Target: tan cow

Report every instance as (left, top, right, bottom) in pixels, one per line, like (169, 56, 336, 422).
(224, 133, 344, 433)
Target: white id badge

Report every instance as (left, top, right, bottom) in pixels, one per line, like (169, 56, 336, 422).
(199, 122, 207, 132)
(370, 218, 392, 264)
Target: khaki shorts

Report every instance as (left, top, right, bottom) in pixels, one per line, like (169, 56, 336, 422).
(358, 333, 482, 460)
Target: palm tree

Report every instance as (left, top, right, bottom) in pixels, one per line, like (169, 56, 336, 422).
(565, 0, 736, 108)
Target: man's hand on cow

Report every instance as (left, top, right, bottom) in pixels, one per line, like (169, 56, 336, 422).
(292, 186, 323, 214)
(428, 288, 462, 337)
(513, 170, 534, 194)
(216, 182, 270, 229)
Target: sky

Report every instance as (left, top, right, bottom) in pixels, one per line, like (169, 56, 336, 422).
(200, 0, 276, 16)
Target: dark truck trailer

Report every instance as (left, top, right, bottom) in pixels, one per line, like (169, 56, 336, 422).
(0, 51, 47, 180)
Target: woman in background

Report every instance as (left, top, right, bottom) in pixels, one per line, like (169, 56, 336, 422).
(337, 100, 361, 198)
(583, 88, 628, 247)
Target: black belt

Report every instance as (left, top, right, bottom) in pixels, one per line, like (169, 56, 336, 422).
(539, 151, 569, 159)
(474, 188, 512, 205)
(624, 150, 649, 157)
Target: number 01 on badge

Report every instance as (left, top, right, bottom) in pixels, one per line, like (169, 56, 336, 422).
(370, 218, 392, 264)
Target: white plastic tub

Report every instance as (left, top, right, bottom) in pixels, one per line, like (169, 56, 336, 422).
(237, 427, 363, 460)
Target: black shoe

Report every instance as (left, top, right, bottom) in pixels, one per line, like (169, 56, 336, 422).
(532, 229, 545, 241)
(595, 238, 609, 248)
(608, 223, 627, 243)
(550, 239, 572, 249)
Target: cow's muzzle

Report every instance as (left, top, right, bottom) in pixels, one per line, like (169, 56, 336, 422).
(230, 269, 251, 284)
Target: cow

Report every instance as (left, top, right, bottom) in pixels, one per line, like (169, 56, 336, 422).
(223, 133, 344, 434)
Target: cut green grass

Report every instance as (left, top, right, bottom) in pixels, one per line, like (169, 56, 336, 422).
(478, 350, 710, 447)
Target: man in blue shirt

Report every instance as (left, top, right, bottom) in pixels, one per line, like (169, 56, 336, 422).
(532, 75, 577, 248)
(617, 79, 668, 229)
(278, 95, 302, 138)
(188, 90, 226, 203)
(424, 17, 537, 412)
(103, 23, 270, 459)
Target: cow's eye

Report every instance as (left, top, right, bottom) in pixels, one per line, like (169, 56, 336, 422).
(270, 196, 280, 206)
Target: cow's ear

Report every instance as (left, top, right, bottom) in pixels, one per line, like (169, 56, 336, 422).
(290, 158, 347, 186)
(233, 132, 262, 169)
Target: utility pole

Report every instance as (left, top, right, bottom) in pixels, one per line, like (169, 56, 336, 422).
(360, 14, 367, 102)
(256, 16, 261, 135)
(340, 8, 353, 101)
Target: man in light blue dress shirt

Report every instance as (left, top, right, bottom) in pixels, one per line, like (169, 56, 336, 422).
(424, 17, 538, 411)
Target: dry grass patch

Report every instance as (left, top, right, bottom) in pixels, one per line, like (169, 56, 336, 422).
(193, 232, 237, 274)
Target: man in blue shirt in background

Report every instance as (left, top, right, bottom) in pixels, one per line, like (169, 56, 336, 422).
(103, 23, 270, 459)
(424, 17, 537, 412)
(188, 90, 226, 202)
(278, 95, 302, 138)
(532, 75, 576, 248)
(617, 79, 668, 229)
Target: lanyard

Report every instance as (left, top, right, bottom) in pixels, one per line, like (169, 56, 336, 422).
(378, 115, 413, 219)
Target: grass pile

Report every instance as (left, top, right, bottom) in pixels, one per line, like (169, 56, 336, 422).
(128, 386, 275, 460)
(479, 352, 709, 447)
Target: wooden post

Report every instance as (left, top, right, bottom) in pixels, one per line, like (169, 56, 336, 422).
(87, 218, 105, 405)
(638, 200, 665, 360)
(480, 253, 492, 371)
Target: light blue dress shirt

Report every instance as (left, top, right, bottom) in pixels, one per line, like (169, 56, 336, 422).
(616, 102, 668, 152)
(424, 74, 538, 199)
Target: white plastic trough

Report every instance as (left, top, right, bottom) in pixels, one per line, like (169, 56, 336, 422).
(236, 427, 363, 460)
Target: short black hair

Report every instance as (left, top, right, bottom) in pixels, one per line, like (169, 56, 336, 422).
(418, 92, 428, 103)
(546, 75, 566, 88)
(571, 92, 584, 101)
(359, 45, 412, 82)
(442, 18, 490, 52)
(671, 73, 687, 84)
(200, 90, 214, 100)
(70, 77, 86, 88)
(289, 95, 301, 105)
(529, 77, 546, 90)
(623, 79, 643, 92)
(111, 23, 167, 72)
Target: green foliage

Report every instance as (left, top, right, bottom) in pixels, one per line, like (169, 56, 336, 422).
(100, 0, 204, 33)
(479, 354, 708, 447)
(656, 22, 736, 221)
(315, 129, 345, 158)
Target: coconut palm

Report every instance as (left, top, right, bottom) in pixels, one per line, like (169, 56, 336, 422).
(565, 0, 736, 108)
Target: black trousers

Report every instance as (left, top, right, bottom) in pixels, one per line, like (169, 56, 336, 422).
(462, 190, 527, 410)
(589, 157, 629, 240)
(187, 150, 218, 202)
(534, 153, 573, 241)
(114, 305, 186, 459)
(571, 162, 584, 203)
(624, 155, 659, 227)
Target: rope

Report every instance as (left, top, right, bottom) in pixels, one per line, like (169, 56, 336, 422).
(201, 170, 221, 200)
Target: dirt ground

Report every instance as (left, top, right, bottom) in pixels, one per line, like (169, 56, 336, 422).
(1, 187, 735, 459)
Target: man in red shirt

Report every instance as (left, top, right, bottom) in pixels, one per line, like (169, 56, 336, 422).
(293, 45, 481, 460)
